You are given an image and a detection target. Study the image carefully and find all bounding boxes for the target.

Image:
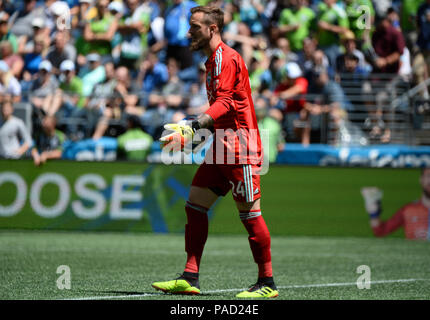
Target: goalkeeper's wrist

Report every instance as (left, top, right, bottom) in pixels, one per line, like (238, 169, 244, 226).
(369, 210, 381, 219)
(191, 120, 201, 133)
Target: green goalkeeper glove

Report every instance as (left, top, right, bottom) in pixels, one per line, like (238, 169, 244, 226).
(360, 187, 383, 218)
(159, 120, 196, 152)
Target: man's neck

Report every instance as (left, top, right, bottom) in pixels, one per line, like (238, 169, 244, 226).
(204, 36, 222, 58)
(422, 194, 430, 210)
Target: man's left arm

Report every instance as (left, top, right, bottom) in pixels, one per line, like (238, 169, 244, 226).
(160, 55, 238, 148)
(202, 57, 238, 126)
(178, 56, 239, 132)
(370, 207, 405, 237)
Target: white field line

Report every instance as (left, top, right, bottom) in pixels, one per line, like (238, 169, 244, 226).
(65, 278, 428, 300)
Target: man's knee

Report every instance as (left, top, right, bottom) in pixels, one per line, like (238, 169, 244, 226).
(188, 186, 218, 209)
(236, 198, 261, 212)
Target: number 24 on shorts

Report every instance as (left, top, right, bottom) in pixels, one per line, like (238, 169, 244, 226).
(229, 180, 246, 198)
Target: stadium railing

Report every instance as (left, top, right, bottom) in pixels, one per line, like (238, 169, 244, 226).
(7, 73, 430, 148)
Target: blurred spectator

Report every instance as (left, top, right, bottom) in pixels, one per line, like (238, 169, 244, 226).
(53, 60, 87, 137)
(316, 0, 350, 68)
(148, 58, 185, 111)
(409, 1, 430, 113)
(186, 63, 209, 116)
(80, 53, 106, 97)
(400, 0, 424, 51)
(249, 50, 272, 92)
(255, 96, 284, 163)
(0, 11, 18, 53)
(82, 60, 116, 135)
(117, 0, 151, 70)
(336, 50, 370, 128)
(387, 6, 401, 30)
(345, 0, 375, 43)
(117, 114, 153, 161)
(0, 97, 31, 159)
(304, 68, 352, 144)
(86, 60, 116, 111)
(92, 89, 125, 139)
(77, 0, 118, 59)
(417, 0, 430, 76)
(71, 0, 98, 40)
(108, 1, 126, 62)
(31, 114, 65, 166)
(298, 37, 325, 81)
(273, 62, 310, 145)
(278, 0, 316, 52)
(373, 0, 393, 19)
(238, 0, 264, 35)
(337, 52, 369, 81)
(163, 0, 197, 70)
(335, 30, 369, 74)
(46, 30, 77, 75)
(48, 1, 73, 34)
(386, 8, 413, 80)
(115, 65, 141, 116)
(0, 40, 24, 78)
(0, 60, 22, 103)
(22, 34, 48, 83)
(141, 0, 161, 23)
(222, 2, 239, 48)
(305, 49, 333, 92)
(145, 0, 164, 51)
(91, 66, 140, 139)
(10, 0, 46, 39)
(223, 2, 268, 69)
(66, 0, 81, 14)
(142, 57, 186, 137)
(369, 15, 405, 74)
(274, 37, 299, 64)
(17, 17, 50, 56)
(137, 51, 169, 106)
(29, 60, 59, 115)
(362, 14, 408, 143)
(0, 0, 16, 15)
(58, 60, 85, 109)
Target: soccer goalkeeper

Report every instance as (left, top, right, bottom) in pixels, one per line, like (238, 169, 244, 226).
(361, 168, 430, 240)
(151, 6, 278, 298)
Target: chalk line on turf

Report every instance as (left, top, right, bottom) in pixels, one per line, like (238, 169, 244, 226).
(65, 278, 429, 300)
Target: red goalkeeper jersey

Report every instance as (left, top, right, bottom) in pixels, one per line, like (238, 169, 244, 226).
(203, 41, 262, 165)
(372, 200, 430, 240)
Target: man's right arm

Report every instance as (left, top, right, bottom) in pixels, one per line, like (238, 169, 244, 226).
(192, 113, 214, 131)
(370, 207, 405, 237)
(361, 187, 404, 236)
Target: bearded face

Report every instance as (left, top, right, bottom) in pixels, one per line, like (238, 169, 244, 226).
(188, 12, 212, 52)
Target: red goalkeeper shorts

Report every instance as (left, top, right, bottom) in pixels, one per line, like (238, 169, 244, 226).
(191, 163, 261, 203)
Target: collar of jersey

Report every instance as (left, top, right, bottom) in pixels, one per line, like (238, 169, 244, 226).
(206, 41, 224, 65)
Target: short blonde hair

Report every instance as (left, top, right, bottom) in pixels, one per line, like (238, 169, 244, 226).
(190, 6, 224, 32)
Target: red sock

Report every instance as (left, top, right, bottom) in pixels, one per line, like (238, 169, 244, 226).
(240, 211, 273, 278)
(184, 201, 209, 274)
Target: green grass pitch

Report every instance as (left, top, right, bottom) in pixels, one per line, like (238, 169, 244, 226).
(1, 230, 429, 300)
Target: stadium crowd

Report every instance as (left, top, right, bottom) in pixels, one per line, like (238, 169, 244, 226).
(0, 0, 430, 164)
